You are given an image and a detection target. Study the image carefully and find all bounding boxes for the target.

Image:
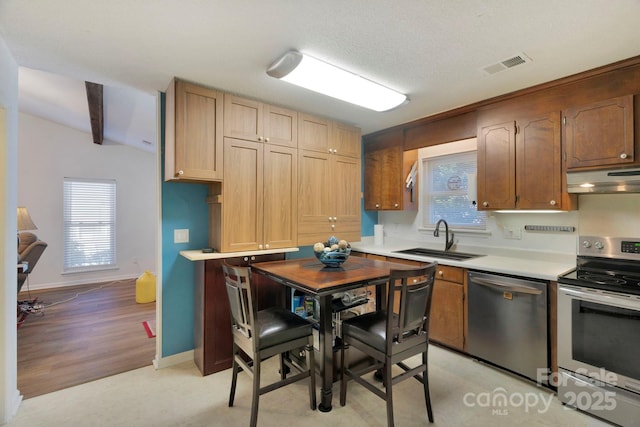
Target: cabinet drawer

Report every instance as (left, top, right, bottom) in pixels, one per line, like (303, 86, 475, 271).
(434, 265, 464, 283)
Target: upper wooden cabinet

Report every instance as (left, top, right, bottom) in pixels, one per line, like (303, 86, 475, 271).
(298, 113, 361, 158)
(477, 112, 570, 210)
(164, 79, 223, 182)
(297, 149, 361, 245)
(564, 95, 635, 169)
(363, 129, 418, 211)
(211, 137, 297, 253)
(223, 94, 297, 147)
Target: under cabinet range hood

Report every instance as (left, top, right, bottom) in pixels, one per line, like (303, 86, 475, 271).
(567, 167, 640, 193)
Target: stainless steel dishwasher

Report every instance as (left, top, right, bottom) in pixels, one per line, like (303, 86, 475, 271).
(467, 271, 548, 384)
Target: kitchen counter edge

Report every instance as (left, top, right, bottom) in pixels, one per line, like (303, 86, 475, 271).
(180, 247, 300, 261)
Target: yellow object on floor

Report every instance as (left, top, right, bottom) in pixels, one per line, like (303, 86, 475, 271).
(136, 271, 156, 303)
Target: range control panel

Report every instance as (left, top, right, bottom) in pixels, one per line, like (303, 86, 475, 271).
(621, 240, 640, 254)
(579, 236, 640, 260)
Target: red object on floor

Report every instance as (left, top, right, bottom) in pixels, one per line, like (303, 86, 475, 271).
(142, 320, 155, 338)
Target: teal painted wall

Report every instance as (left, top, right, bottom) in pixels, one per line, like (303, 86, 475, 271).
(159, 97, 376, 356)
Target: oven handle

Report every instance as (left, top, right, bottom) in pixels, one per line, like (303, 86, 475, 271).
(559, 286, 640, 311)
(471, 277, 543, 295)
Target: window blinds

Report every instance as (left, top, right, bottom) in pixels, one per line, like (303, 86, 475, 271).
(63, 178, 116, 272)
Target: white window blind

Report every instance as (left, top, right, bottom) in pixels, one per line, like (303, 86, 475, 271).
(63, 178, 116, 272)
(422, 151, 486, 229)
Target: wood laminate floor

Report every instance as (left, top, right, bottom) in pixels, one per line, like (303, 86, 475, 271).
(17, 279, 156, 399)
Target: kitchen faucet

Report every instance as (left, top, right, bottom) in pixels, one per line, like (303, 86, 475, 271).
(434, 219, 455, 251)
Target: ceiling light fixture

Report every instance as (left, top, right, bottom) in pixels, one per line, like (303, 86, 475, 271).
(267, 50, 408, 112)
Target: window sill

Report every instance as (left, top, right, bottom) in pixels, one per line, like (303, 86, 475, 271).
(62, 265, 119, 275)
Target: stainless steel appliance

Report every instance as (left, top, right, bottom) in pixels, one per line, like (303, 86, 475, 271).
(467, 271, 548, 383)
(566, 167, 640, 193)
(558, 236, 640, 427)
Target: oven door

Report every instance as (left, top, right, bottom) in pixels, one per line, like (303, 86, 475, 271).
(558, 284, 640, 394)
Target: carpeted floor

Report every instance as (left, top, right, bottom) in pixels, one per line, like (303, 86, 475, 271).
(7, 345, 611, 427)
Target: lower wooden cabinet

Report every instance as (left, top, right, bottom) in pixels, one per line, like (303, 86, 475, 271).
(430, 265, 466, 351)
(193, 253, 285, 376)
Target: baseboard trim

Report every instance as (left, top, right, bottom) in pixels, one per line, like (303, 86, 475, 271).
(153, 350, 194, 370)
(5, 388, 23, 424)
(21, 274, 139, 291)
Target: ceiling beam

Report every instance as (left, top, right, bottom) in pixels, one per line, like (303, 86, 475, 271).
(85, 81, 103, 145)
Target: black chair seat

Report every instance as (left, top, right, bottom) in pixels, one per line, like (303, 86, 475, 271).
(342, 311, 387, 352)
(257, 307, 313, 350)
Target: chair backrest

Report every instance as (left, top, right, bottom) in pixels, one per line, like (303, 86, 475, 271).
(222, 262, 257, 342)
(385, 263, 437, 350)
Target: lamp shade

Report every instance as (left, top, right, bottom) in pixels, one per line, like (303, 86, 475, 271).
(267, 50, 408, 112)
(17, 206, 38, 231)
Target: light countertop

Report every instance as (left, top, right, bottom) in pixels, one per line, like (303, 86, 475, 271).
(350, 237, 576, 281)
(180, 246, 299, 261)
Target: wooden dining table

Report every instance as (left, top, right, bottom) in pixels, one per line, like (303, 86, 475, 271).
(251, 255, 419, 412)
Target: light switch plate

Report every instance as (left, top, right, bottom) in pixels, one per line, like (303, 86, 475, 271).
(174, 229, 189, 244)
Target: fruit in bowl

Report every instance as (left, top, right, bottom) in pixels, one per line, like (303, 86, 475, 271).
(313, 236, 351, 267)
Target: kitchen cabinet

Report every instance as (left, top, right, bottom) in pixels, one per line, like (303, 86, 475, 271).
(563, 95, 635, 169)
(477, 111, 569, 210)
(164, 78, 224, 182)
(209, 137, 297, 252)
(297, 149, 361, 245)
(223, 94, 298, 148)
(297, 116, 361, 246)
(430, 265, 466, 351)
(194, 253, 285, 376)
(363, 129, 418, 211)
(298, 113, 361, 158)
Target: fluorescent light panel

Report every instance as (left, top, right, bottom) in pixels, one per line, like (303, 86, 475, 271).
(267, 51, 407, 112)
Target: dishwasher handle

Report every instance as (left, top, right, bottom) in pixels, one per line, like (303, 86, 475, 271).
(470, 276, 543, 295)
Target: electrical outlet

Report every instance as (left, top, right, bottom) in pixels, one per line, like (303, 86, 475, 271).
(174, 229, 189, 244)
(504, 227, 522, 240)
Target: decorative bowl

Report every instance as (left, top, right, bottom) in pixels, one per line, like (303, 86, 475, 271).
(313, 236, 351, 267)
(315, 247, 351, 267)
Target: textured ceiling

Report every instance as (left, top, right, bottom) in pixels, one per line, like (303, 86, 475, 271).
(2, 0, 640, 151)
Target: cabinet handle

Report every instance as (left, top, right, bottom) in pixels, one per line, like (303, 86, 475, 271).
(333, 216, 337, 221)
(620, 152, 628, 159)
(265, 244, 269, 249)
(258, 244, 263, 250)
(394, 203, 399, 208)
(176, 170, 184, 177)
(331, 224, 335, 229)
(550, 200, 557, 206)
(482, 201, 489, 207)
(438, 270, 444, 277)
(375, 203, 380, 208)
(258, 136, 264, 142)
(264, 137, 269, 142)
(328, 217, 332, 221)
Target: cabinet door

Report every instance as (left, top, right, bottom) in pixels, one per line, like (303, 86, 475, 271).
(263, 144, 297, 249)
(297, 149, 332, 245)
(430, 279, 464, 350)
(332, 154, 361, 242)
(564, 95, 634, 169)
(264, 105, 297, 147)
(516, 113, 562, 209)
(223, 94, 263, 142)
(477, 121, 516, 210)
(166, 79, 223, 182)
(363, 130, 403, 210)
(298, 113, 331, 153)
(333, 122, 361, 158)
(221, 138, 263, 252)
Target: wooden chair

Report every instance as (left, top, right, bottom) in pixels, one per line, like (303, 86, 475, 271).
(222, 262, 316, 427)
(340, 263, 437, 427)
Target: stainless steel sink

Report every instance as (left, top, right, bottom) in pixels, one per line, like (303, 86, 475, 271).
(393, 248, 484, 261)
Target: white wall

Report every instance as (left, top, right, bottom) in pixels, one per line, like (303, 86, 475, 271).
(0, 34, 20, 424)
(17, 113, 157, 289)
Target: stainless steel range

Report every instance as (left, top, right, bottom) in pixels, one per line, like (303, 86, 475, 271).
(557, 236, 640, 427)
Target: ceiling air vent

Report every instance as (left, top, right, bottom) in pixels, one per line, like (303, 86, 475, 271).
(482, 53, 532, 75)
